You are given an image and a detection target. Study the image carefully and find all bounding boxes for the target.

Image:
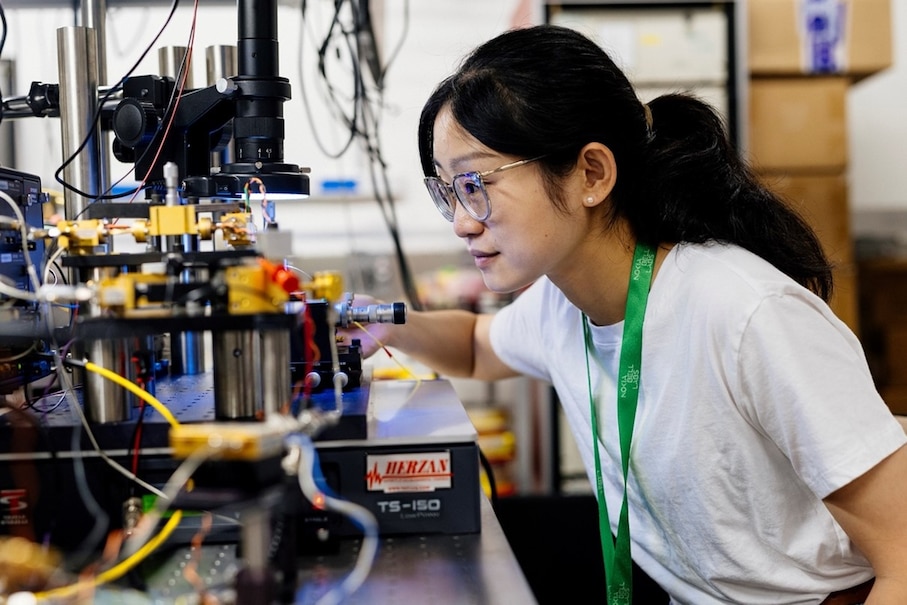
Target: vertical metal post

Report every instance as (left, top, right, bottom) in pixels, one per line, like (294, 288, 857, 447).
(78, 0, 110, 199)
(206, 45, 237, 168)
(260, 330, 290, 417)
(0, 59, 16, 168)
(56, 26, 100, 221)
(158, 46, 194, 88)
(59, 22, 115, 422)
(213, 330, 262, 419)
(83, 339, 130, 423)
(81, 268, 129, 424)
(206, 45, 238, 83)
(79, 0, 107, 85)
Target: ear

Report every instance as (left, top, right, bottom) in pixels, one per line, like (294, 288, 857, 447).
(577, 143, 617, 207)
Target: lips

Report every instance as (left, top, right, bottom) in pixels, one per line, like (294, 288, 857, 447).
(470, 249, 498, 269)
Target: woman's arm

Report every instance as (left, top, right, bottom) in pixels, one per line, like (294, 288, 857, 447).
(338, 296, 520, 381)
(824, 443, 907, 603)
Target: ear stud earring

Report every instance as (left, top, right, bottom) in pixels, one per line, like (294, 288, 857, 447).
(585, 196, 595, 205)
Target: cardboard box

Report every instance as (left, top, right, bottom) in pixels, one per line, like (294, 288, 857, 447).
(858, 258, 907, 399)
(884, 325, 907, 386)
(758, 173, 852, 264)
(748, 77, 848, 172)
(881, 386, 907, 416)
(748, 0, 892, 78)
(830, 263, 859, 336)
(757, 172, 858, 330)
(858, 258, 907, 327)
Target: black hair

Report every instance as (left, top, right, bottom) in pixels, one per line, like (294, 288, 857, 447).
(418, 24, 834, 301)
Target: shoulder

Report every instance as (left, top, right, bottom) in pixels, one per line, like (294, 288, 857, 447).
(649, 243, 846, 351)
(657, 242, 821, 313)
(664, 243, 797, 290)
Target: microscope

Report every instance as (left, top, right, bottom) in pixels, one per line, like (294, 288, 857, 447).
(0, 1, 432, 602)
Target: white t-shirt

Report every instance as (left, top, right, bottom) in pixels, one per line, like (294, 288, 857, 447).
(489, 243, 907, 605)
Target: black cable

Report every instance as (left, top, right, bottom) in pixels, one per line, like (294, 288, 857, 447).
(298, 1, 357, 159)
(298, 0, 422, 310)
(347, 0, 422, 309)
(51, 261, 67, 284)
(53, 0, 182, 204)
(375, 0, 408, 85)
(0, 2, 6, 62)
(478, 448, 498, 509)
(358, 68, 422, 310)
(0, 0, 8, 127)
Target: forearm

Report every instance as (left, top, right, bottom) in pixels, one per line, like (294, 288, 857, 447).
(379, 309, 515, 381)
(381, 309, 480, 378)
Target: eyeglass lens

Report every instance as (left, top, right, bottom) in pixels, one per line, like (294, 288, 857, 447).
(424, 174, 490, 222)
(425, 179, 456, 220)
(453, 173, 489, 220)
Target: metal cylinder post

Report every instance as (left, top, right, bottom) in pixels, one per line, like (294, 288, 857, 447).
(178, 236, 208, 376)
(260, 330, 290, 417)
(206, 45, 237, 169)
(57, 26, 101, 221)
(0, 59, 16, 167)
(79, 0, 110, 198)
(206, 45, 237, 84)
(79, 0, 107, 85)
(212, 330, 261, 419)
(158, 46, 193, 88)
(83, 339, 129, 423)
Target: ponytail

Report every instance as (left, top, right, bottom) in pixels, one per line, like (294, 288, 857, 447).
(632, 94, 834, 300)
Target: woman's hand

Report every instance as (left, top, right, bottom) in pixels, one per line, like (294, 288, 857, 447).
(336, 294, 397, 359)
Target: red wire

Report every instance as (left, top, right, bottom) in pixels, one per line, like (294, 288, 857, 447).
(126, 0, 201, 204)
(132, 400, 146, 475)
(303, 302, 316, 400)
(130, 354, 148, 475)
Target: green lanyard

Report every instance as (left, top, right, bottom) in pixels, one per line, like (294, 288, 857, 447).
(582, 242, 656, 605)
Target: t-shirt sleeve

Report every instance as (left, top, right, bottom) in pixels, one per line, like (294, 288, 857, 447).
(735, 289, 907, 498)
(488, 279, 553, 383)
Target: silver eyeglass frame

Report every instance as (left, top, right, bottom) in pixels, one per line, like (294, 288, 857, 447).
(423, 155, 546, 222)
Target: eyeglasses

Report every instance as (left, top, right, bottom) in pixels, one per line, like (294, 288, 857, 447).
(423, 156, 545, 222)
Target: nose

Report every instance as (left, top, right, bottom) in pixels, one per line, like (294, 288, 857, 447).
(451, 202, 484, 238)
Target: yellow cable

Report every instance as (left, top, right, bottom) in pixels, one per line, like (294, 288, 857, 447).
(83, 361, 180, 428)
(33, 510, 184, 601)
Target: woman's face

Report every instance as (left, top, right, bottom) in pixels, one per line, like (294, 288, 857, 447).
(431, 107, 591, 294)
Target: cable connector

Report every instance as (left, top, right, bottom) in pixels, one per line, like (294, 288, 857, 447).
(169, 422, 288, 461)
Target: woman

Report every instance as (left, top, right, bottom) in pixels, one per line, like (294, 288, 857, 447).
(346, 24, 907, 604)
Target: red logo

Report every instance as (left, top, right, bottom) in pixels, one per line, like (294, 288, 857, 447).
(366, 455, 452, 491)
(0, 489, 27, 513)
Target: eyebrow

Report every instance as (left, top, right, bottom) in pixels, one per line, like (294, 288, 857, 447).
(434, 151, 500, 176)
